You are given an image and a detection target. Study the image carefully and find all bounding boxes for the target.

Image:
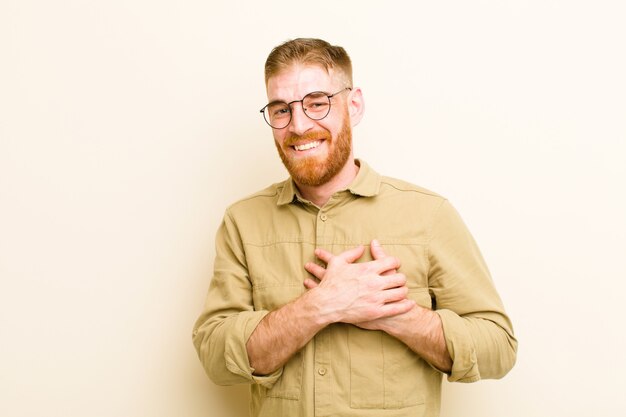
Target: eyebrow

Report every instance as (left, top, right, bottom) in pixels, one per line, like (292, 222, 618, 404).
(265, 99, 287, 107)
(264, 90, 332, 107)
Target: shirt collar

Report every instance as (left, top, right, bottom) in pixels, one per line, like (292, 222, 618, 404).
(277, 159, 381, 206)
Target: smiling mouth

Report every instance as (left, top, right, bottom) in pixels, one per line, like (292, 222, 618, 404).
(293, 140, 322, 151)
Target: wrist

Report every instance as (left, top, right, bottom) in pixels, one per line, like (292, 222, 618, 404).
(298, 287, 336, 328)
(382, 304, 430, 337)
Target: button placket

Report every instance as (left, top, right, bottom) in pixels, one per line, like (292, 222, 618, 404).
(315, 210, 327, 245)
(314, 328, 332, 415)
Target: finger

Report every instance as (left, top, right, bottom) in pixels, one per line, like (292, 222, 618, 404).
(370, 239, 396, 276)
(370, 239, 386, 260)
(371, 239, 397, 276)
(380, 273, 407, 290)
(375, 255, 401, 275)
(315, 245, 365, 265)
(304, 261, 326, 280)
(337, 245, 365, 263)
(303, 278, 319, 289)
(379, 299, 415, 317)
(381, 285, 409, 303)
(313, 248, 333, 264)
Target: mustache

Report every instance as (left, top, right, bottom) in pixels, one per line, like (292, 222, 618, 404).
(284, 130, 331, 147)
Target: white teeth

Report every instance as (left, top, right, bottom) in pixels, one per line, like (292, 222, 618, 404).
(294, 141, 321, 151)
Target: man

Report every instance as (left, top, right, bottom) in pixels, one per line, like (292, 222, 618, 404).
(193, 38, 517, 417)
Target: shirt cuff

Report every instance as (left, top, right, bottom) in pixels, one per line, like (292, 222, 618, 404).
(224, 310, 284, 389)
(436, 309, 480, 383)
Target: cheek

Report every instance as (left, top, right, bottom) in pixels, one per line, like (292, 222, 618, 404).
(327, 123, 345, 140)
(325, 109, 349, 133)
(315, 118, 339, 136)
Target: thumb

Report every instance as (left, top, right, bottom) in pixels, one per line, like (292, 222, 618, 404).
(370, 239, 397, 276)
(370, 239, 387, 260)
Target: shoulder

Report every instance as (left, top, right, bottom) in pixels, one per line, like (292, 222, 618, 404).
(376, 175, 469, 237)
(378, 175, 446, 203)
(368, 174, 451, 226)
(224, 180, 287, 218)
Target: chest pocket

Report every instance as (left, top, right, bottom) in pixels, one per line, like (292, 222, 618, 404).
(349, 288, 433, 410)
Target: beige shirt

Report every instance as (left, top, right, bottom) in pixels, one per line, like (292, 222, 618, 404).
(193, 161, 517, 417)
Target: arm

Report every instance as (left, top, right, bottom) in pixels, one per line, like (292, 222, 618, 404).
(304, 201, 518, 382)
(354, 288, 453, 373)
(362, 306, 452, 372)
(304, 240, 452, 373)
(193, 212, 414, 384)
(244, 288, 324, 375)
(192, 212, 276, 386)
(374, 201, 517, 381)
(248, 245, 415, 375)
(427, 200, 517, 381)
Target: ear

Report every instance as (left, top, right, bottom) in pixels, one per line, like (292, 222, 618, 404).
(347, 87, 365, 127)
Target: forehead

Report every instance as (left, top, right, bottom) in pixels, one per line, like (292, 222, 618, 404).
(266, 64, 340, 101)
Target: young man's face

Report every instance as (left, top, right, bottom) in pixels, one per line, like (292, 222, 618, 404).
(265, 64, 357, 187)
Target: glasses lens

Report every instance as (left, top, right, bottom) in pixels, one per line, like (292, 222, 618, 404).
(303, 92, 331, 120)
(264, 102, 291, 129)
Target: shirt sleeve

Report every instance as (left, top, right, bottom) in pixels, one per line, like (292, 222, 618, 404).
(192, 210, 283, 388)
(428, 200, 518, 382)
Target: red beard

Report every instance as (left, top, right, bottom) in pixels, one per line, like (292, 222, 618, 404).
(275, 118, 352, 187)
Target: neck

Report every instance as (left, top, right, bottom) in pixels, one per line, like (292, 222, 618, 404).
(295, 158, 359, 207)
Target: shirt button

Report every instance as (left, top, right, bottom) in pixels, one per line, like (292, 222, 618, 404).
(318, 367, 327, 376)
(320, 213, 328, 221)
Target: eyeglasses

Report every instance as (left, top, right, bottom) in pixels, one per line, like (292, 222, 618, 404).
(259, 87, 352, 129)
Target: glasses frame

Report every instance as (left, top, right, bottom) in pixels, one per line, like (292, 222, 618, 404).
(259, 87, 352, 129)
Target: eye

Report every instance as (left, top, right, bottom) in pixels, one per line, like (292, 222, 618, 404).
(273, 107, 290, 116)
(309, 101, 328, 109)
(303, 93, 330, 112)
(268, 103, 290, 118)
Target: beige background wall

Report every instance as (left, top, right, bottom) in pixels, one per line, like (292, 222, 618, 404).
(2, 1, 625, 416)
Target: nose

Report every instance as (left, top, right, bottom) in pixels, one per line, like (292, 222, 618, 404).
(287, 102, 314, 135)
